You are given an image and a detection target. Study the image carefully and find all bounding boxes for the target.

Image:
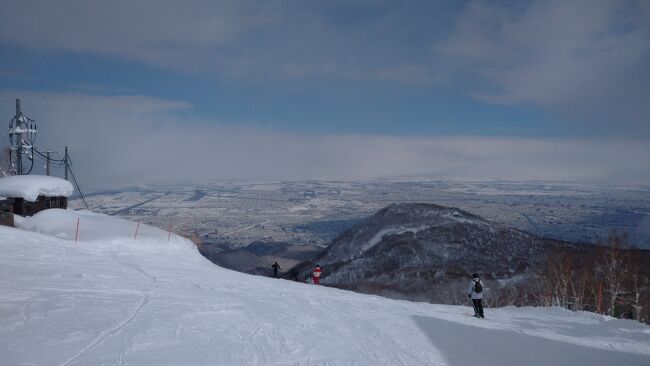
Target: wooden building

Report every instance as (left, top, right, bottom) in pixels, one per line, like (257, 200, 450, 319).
(13, 195, 68, 216)
(0, 197, 15, 227)
(0, 175, 73, 227)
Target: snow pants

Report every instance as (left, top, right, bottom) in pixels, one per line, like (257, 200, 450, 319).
(472, 299, 484, 317)
(312, 276, 320, 285)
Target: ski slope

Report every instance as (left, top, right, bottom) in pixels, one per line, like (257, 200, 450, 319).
(1, 209, 649, 365)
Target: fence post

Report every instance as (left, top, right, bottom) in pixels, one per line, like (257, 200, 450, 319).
(75, 218, 80, 242)
(134, 221, 140, 240)
(168, 221, 172, 241)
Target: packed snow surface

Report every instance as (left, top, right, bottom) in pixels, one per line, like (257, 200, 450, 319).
(1, 209, 649, 365)
(0, 175, 74, 201)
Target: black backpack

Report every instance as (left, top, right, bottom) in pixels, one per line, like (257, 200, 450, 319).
(474, 281, 483, 293)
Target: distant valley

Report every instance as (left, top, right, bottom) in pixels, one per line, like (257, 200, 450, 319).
(69, 179, 650, 251)
(68, 179, 650, 320)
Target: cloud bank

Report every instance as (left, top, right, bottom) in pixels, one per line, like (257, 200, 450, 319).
(2, 1, 648, 132)
(1, 91, 648, 189)
(433, 0, 650, 129)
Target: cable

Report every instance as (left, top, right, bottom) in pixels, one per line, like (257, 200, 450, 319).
(7, 147, 35, 175)
(69, 167, 89, 210)
(32, 147, 65, 162)
(66, 155, 89, 210)
(24, 153, 34, 175)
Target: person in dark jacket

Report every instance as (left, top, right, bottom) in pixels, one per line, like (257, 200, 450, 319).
(271, 262, 282, 278)
(468, 273, 484, 318)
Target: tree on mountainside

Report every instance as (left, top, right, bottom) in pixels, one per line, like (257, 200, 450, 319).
(626, 254, 649, 322)
(536, 248, 594, 310)
(548, 251, 573, 308)
(535, 234, 650, 322)
(530, 271, 554, 307)
(489, 281, 522, 307)
(0, 147, 13, 177)
(596, 233, 630, 317)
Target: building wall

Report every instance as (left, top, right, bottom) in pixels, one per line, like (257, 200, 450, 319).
(11, 196, 68, 217)
(0, 198, 15, 227)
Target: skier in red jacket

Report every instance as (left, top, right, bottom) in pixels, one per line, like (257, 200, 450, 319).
(312, 264, 322, 285)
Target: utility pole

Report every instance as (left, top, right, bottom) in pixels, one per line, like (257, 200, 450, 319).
(44, 149, 58, 176)
(14, 100, 22, 175)
(64, 146, 69, 181)
(46, 150, 51, 176)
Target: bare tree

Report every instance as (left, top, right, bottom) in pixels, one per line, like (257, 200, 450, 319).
(626, 254, 649, 322)
(0, 146, 13, 177)
(596, 233, 630, 316)
(528, 272, 553, 307)
(549, 251, 573, 308)
(488, 282, 522, 307)
(569, 269, 591, 311)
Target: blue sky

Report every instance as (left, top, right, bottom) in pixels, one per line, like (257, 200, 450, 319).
(1, 1, 649, 188)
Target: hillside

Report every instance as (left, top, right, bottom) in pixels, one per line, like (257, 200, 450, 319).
(1, 208, 649, 365)
(199, 240, 324, 276)
(289, 203, 650, 303)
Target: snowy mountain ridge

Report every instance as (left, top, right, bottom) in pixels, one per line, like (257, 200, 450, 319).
(361, 205, 493, 254)
(290, 203, 595, 302)
(1, 208, 649, 365)
(322, 203, 496, 262)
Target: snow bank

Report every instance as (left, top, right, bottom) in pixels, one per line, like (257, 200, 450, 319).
(14, 208, 171, 242)
(1, 209, 649, 365)
(0, 175, 74, 202)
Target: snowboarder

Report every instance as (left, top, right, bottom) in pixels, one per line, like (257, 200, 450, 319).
(312, 264, 322, 285)
(468, 273, 484, 318)
(271, 262, 281, 278)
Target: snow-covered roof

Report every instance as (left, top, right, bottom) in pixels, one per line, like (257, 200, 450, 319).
(0, 175, 74, 202)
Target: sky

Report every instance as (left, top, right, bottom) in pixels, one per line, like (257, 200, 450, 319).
(0, 0, 649, 189)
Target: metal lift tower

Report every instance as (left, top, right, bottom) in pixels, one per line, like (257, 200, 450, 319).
(8, 99, 37, 175)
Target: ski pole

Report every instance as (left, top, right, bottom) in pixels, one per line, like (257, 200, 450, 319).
(75, 217, 80, 242)
(470, 296, 478, 316)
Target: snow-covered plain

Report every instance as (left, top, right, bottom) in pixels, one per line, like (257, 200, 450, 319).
(1, 209, 649, 365)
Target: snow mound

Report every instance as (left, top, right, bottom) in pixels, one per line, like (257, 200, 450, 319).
(14, 208, 170, 242)
(1, 209, 649, 365)
(0, 175, 74, 202)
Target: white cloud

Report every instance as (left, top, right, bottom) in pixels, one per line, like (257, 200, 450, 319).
(0, 1, 273, 72)
(0, 1, 441, 82)
(2, 0, 646, 135)
(1, 91, 648, 189)
(433, 0, 650, 128)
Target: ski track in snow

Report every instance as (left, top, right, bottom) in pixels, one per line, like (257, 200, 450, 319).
(58, 294, 149, 366)
(56, 243, 159, 365)
(19, 296, 35, 326)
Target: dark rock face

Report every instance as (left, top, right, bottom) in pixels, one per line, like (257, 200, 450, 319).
(290, 203, 578, 300)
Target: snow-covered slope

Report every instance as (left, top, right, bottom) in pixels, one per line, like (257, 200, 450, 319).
(1, 209, 649, 365)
